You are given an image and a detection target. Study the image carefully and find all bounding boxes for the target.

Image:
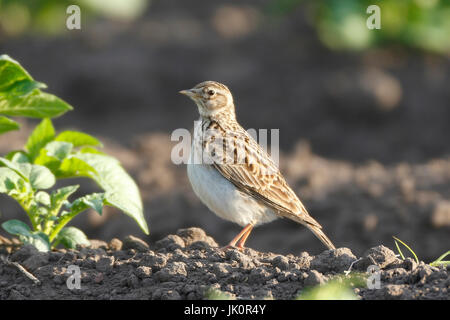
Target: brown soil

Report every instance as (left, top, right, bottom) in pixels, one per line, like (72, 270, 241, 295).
(0, 0, 449, 299)
(0, 228, 448, 300)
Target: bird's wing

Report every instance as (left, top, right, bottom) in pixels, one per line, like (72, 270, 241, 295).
(202, 120, 321, 228)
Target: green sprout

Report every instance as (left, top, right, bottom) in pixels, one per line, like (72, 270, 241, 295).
(393, 236, 419, 263)
(429, 251, 450, 267)
(393, 236, 449, 267)
(296, 274, 366, 300)
(0, 55, 149, 251)
(204, 287, 236, 300)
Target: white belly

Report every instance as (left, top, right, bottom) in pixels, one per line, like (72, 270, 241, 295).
(187, 148, 278, 227)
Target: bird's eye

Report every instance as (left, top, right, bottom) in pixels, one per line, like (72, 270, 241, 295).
(207, 89, 215, 96)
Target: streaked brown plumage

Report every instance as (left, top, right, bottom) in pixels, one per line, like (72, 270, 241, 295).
(180, 81, 335, 250)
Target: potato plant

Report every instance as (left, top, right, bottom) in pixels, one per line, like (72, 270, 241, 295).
(0, 55, 149, 251)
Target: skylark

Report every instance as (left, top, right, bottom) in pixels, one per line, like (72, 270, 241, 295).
(180, 81, 335, 250)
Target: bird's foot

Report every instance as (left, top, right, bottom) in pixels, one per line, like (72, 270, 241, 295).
(219, 244, 235, 251)
(219, 244, 245, 252)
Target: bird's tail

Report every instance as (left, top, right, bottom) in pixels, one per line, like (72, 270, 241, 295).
(305, 223, 336, 250)
(286, 212, 336, 250)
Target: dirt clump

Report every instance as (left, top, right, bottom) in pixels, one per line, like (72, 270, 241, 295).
(0, 228, 448, 300)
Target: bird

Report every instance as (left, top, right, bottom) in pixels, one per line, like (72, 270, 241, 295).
(179, 81, 335, 251)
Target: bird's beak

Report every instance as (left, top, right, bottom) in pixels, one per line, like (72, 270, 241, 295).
(179, 88, 200, 99)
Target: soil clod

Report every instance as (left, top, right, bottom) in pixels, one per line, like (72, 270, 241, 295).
(0, 228, 447, 300)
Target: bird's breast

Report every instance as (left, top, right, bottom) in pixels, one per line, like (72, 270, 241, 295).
(187, 133, 278, 227)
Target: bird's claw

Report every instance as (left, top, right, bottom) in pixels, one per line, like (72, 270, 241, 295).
(219, 244, 245, 251)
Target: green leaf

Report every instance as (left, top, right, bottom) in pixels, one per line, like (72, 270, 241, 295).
(55, 131, 103, 148)
(27, 164, 56, 190)
(53, 227, 90, 249)
(0, 55, 33, 89)
(0, 157, 29, 181)
(79, 146, 105, 155)
(34, 151, 97, 179)
(26, 232, 51, 252)
(0, 116, 19, 134)
(73, 153, 149, 234)
(6, 151, 31, 163)
(49, 193, 106, 243)
(26, 118, 55, 160)
(57, 157, 97, 178)
(67, 193, 105, 215)
(0, 55, 72, 119)
(33, 151, 60, 172)
(2, 219, 32, 237)
(2, 219, 50, 252)
(35, 206, 50, 216)
(43, 141, 73, 160)
(0, 157, 55, 190)
(50, 185, 79, 213)
(35, 191, 51, 206)
(0, 167, 23, 193)
(0, 91, 72, 118)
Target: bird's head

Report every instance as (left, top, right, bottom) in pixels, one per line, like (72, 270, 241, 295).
(179, 81, 235, 119)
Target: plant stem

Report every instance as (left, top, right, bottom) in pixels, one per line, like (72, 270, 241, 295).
(430, 251, 450, 267)
(393, 236, 419, 263)
(16, 196, 39, 231)
(43, 219, 54, 234)
(48, 208, 84, 242)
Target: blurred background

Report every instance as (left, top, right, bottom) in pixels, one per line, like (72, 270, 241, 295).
(0, 0, 449, 260)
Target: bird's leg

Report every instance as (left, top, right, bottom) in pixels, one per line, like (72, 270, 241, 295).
(236, 224, 254, 249)
(221, 224, 253, 250)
